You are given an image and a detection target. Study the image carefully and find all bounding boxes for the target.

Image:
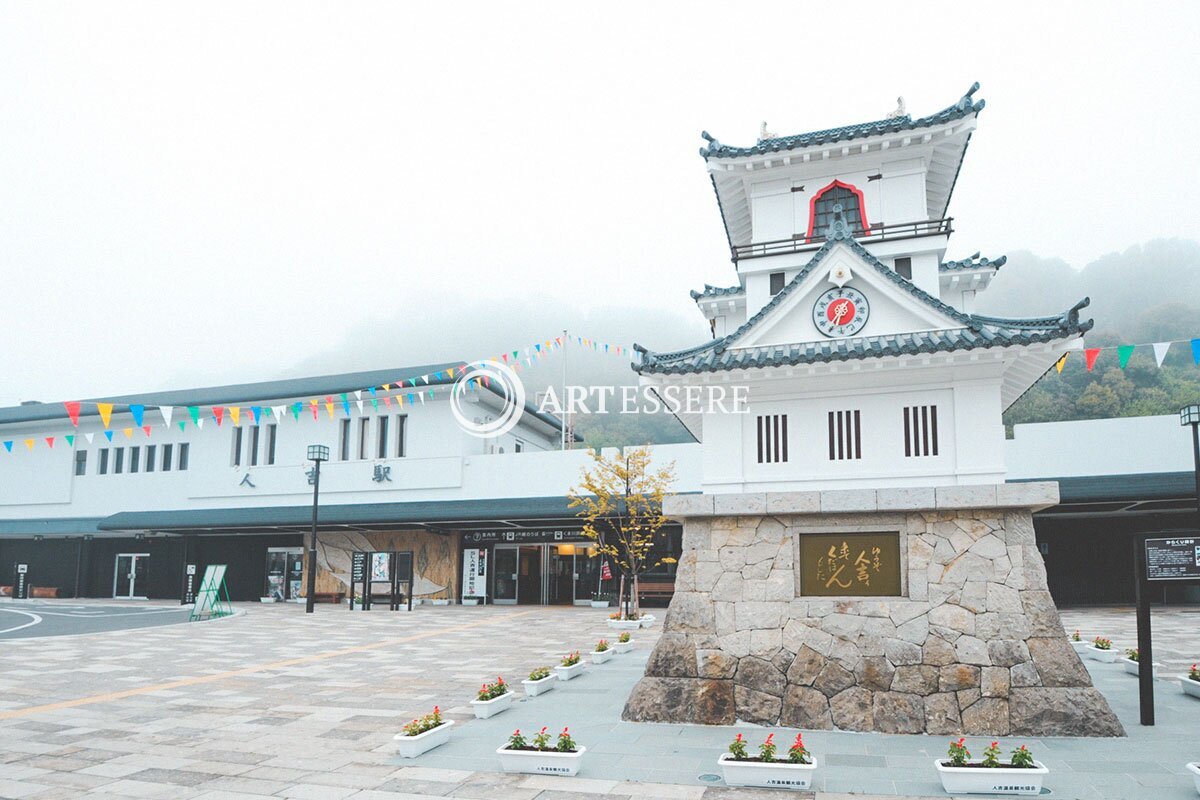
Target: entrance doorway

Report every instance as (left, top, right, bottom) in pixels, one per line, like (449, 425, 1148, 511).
(492, 544, 602, 604)
(265, 547, 304, 602)
(113, 553, 150, 599)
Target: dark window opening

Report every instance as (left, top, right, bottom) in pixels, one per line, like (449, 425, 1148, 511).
(811, 183, 865, 239)
(769, 272, 786, 295)
(894, 257, 913, 280)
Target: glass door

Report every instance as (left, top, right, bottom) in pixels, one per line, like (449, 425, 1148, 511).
(113, 553, 150, 599)
(265, 547, 304, 601)
(574, 546, 602, 604)
(548, 545, 574, 605)
(493, 546, 518, 604)
(517, 545, 542, 604)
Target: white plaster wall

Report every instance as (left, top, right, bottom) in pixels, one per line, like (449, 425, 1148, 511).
(1006, 415, 1194, 478)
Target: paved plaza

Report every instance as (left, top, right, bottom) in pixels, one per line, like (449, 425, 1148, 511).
(0, 603, 193, 640)
(0, 601, 1197, 799)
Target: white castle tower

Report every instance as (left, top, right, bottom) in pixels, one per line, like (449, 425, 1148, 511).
(625, 85, 1122, 738)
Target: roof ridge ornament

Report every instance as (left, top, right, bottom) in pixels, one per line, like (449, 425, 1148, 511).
(957, 81, 982, 111)
(758, 121, 776, 142)
(827, 204, 853, 241)
(886, 96, 906, 119)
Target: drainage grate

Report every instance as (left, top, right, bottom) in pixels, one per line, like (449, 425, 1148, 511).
(697, 773, 722, 783)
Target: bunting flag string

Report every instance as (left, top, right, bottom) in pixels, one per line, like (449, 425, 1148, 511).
(6, 333, 633, 453)
(1058, 335, 1200, 374)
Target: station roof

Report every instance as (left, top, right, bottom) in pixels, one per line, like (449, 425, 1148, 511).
(0, 361, 570, 437)
(700, 83, 986, 160)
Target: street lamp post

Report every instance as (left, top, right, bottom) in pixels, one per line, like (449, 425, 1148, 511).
(1181, 404, 1200, 519)
(305, 444, 330, 614)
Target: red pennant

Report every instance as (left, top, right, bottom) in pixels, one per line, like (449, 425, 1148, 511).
(45, 436, 55, 449)
(1084, 348, 1102, 371)
(213, 406, 224, 426)
(63, 401, 82, 427)
(142, 425, 152, 437)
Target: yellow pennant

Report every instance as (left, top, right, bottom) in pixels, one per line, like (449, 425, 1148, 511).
(122, 427, 133, 439)
(229, 407, 241, 426)
(325, 398, 335, 418)
(1055, 353, 1069, 374)
(382, 384, 390, 392)
(97, 402, 114, 428)
(23, 438, 34, 451)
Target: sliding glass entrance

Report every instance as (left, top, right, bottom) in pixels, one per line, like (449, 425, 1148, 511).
(491, 543, 601, 605)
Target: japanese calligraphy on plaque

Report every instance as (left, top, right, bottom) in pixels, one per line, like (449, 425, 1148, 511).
(798, 531, 902, 597)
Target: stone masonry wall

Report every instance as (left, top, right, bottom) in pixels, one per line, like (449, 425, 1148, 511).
(624, 491, 1123, 737)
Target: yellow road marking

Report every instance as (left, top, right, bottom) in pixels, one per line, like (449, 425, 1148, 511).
(0, 609, 537, 721)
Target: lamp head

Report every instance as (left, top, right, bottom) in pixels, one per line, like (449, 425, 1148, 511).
(307, 444, 330, 463)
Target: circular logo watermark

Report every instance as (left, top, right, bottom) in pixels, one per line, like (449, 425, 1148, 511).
(451, 359, 527, 438)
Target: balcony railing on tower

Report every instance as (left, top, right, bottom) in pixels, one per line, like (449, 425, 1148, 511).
(732, 217, 953, 262)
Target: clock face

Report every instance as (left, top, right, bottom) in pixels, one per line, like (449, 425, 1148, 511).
(813, 287, 870, 337)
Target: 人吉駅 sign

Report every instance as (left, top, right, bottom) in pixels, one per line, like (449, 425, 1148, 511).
(1144, 536, 1200, 581)
(798, 531, 902, 597)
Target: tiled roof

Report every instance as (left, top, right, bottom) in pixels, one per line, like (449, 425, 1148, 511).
(700, 83, 985, 160)
(941, 252, 1007, 272)
(633, 212, 1091, 375)
(690, 284, 745, 302)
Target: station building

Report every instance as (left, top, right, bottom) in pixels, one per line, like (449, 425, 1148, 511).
(0, 85, 1196, 611)
(0, 365, 689, 606)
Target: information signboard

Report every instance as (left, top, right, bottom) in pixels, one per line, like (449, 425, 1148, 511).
(462, 548, 487, 600)
(1145, 536, 1200, 581)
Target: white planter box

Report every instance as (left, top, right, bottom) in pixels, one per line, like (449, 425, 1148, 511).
(1085, 645, 1118, 663)
(607, 619, 641, 631)
(1186, 762, 1200, 795)
(431, 599, 451, 606)
(590, 650, 613, 664)
(462, 598, 481, 606)
(590, 600, 610, 608)
(1070, 639, 1088, 653)
(393, 720, 454, 758)
(470, 691, 514, 719)
(934, 759, 1049, 796)
(1120, 658, 1160, 678)
(521, 675, 556, 697)
(1181, 677, 1200, 699)
(496, 745, 586, 776)
(555, 662, 586, 681)
(639, 614, 657, 628)
(719, 754, 817, 790)
(259, 597, 277, 603)
(613, 640, 635, 654)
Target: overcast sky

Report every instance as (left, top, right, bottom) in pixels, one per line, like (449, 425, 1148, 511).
(2, 2, 1198, 407)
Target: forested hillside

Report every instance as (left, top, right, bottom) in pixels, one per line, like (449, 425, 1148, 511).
(984, 239, 1200, 427)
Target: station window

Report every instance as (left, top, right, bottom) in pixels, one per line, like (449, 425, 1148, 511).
(827, 409, 862, 461)
(145, 444, 156, 473)
(249, 425, 260, 467)
(231, 426, 243, 467)
(376, 415, 389, 459)
(113, 447, 125, 474)
(396, 415, 407, 457)
(756, 414, 788, 463)
(903, 405, 939, 457)
(894, 257, 913, 280)
(338, 418, 351, 461)
(265, 424, 276, 465)
(98, 448, 109, 475)
(178, 442, 190, 471)
(357, 417, 370, 459)
(769, 272, 786, 295)
(74, 450, 87, 476)
(809, 181, 867, 239)
(129, 446, 140, 473)
(162, 443, 174, 472)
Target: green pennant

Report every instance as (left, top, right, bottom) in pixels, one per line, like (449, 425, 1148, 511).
(1117, 344, 1135, 368)
(178, 421, 187, 432)
(188, 406, 201, 425)
(65, 434, 75, 447)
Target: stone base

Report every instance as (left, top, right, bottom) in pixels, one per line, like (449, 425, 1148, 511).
(623, 485, 1123, 737)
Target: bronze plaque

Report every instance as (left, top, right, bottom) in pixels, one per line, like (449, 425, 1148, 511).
(798, 531, 902, 597)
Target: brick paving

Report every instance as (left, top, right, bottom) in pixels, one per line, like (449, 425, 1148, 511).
(0, 600, 1197, 799)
